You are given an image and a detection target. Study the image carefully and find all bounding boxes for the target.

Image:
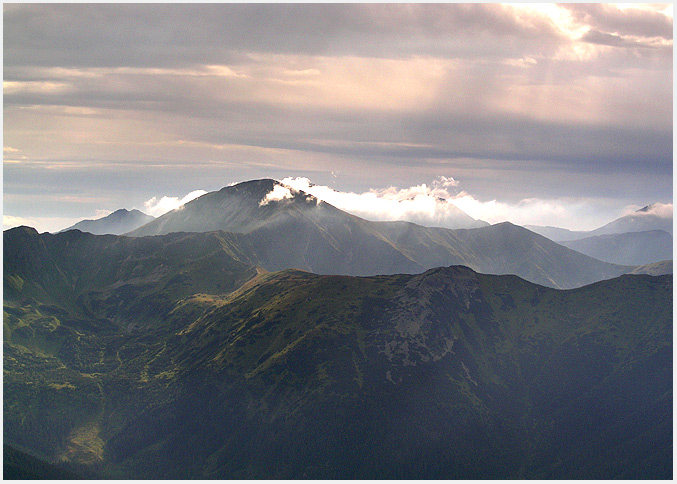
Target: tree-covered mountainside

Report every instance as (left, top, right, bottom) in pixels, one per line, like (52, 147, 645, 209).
(4, 226, 672, 479)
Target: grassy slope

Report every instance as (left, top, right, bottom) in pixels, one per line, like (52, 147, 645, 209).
(3, 227, 671, 479)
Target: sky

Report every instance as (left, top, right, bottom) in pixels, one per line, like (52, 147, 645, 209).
(3, 3, 673, 232)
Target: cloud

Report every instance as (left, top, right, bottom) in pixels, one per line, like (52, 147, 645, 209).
(282, 176, 487, 229)
(3, 4, 565, 69)
(144, 190, 207, 217)
(3, 214, 87, 233)
(3, 3, 672, 227)
(3, 215, 37, 230)
(448, 193, 613, 230)
(281, 176, 634, 231)
(3, 80, 71, 94)
(259, 184, 295, 206)
(563, 3, 673, 40)
(622, 202, 673, 218)
(581, 30, 636, 48)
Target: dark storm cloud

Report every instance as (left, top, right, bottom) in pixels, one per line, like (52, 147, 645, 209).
(4, 3, 564, 69)
(3, 3, 673, 232)
(562, 3, 673, 39)
(582, 30, 649, 48)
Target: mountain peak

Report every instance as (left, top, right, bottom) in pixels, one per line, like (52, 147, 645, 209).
(636, 203, 657, 213)
(60, 208, 155, 235)
(220, 178, 278, 192)
(5, 225, 39, 236)
(128, 178, 329, 237)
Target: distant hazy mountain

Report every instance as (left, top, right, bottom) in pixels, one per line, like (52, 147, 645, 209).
(522, 225, 589, 241)
(126, 179, 629, 289)
(61, 208, 154, 235)
(559, 230, 673, 266)
(525, 204, 673, 241)
(4, 250, 671, 478)
(591, 204, 672, 236)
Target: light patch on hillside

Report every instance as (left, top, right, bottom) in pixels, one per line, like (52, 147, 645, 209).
(144, 190, 207, 217)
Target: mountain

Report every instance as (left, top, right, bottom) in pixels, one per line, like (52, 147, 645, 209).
(128, 179, 313, 236)
(4, 253, 672, 479)
(125, 179, 630, 289)
(4, 226, 259, 327)
(128, 179, 486, 235)
(60, 209, 154, 235)
(525, 203, 673, 241)
(630, 260, 673, 276)
(559, 230, 673, 266)
(522, 224, 588, 241)
(592, 204, 672, 236)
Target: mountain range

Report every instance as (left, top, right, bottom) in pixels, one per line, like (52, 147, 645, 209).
(4, 254, 671, 478)
(558, 230, 672, 266)
(4, 179, 672, 479)
(61, 208, 155, 235)
(124, 179, 631, 289)
(55, 180, 670, 268)
(525, 204, 673, 241)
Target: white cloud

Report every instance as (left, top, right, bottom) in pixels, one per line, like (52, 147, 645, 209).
(621, 202, 673, 218)
(3, 80, 71, 94)
(3, 214, 37, 230)
(3, 214, 86, 233)
(259, 184, 295, 206)
(281, 176, 486, 229)
(280, 176, 638, 231)
(449, 193, 612, 229)
(143, 189, 207, 217)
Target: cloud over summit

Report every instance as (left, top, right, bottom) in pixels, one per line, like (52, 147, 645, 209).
(259, 184, 296, 206)
(144, 190, 207, 217)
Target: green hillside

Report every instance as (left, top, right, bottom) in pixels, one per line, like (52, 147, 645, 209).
(4, 227, 671, 479)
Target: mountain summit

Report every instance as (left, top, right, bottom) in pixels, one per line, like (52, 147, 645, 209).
(593, 204, 672, 236)
(129, 179, 333, 236)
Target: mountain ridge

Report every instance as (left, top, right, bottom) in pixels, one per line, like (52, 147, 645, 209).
(526, 203, 673, 241)
(119, 179, 633, 289)
(559, 230, 672, 265)
(4, 258, 671, 479)
(61, 208, 155, 235)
